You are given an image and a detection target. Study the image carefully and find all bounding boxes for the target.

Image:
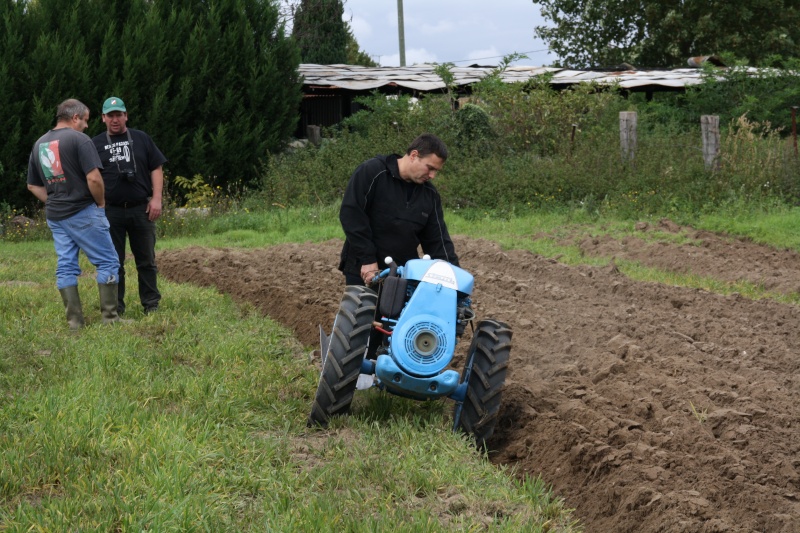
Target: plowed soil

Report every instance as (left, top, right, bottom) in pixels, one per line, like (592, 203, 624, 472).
(158, 221, 800, 532)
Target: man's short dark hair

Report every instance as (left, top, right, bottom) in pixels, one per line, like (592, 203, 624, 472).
(406, 133, 448, 161)
(56, 99, 89, 123)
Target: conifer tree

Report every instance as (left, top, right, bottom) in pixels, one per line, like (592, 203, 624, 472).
(292, 0, 348, 64)
(0, 0, 27, 207)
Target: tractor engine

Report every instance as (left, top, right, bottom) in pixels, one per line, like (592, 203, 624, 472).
(373, 258, 475, 399)
(311, 254, 511, 447)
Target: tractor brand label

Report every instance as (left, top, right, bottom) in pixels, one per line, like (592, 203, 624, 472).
(422, 262, 458, 290)
(426, 272, 454, 284)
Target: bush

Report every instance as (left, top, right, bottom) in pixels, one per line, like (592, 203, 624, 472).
(256, 84, 797, 220)
(469, 76, 624, 156)
(679, 61, 800, 132)
(0, 202, 49, 243)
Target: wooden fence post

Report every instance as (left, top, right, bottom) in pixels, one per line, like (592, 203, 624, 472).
(701, 115, 720, 171)
(619, 112, 637, 162)
(307, 125, 322, 147)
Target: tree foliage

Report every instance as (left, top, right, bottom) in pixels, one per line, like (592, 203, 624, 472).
(346, 26, 377, 67)
(534, 0, 800, 68)
(292, 0, 348, 64)
(0, 0, 26, 206)
(1, 0, 301, 210)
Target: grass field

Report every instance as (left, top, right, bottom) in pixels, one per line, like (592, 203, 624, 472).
(3, 204, 800, 531)
(0, 212, 580, 532)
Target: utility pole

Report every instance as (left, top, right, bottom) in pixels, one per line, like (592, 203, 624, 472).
(397, 0, 406, 66)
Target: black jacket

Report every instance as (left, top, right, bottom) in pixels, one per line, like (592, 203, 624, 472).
(338, 154, 459, 275)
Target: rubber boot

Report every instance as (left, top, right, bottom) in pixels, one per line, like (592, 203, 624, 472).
(98, 283, 125, 324)
(59, 286, 85, 330)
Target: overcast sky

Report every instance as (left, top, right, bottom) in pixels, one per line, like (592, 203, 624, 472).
(342, 0, 555, 67)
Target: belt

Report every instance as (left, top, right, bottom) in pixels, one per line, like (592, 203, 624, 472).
(108, 198, 149, 208)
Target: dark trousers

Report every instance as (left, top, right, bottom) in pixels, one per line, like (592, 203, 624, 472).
(344, 273, 364, 286)
(105, 204, 160, 313)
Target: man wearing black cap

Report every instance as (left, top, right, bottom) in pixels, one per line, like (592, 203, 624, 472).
(92, 96, 168, 316)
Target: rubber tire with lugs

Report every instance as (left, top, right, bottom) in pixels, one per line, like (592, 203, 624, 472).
(308, 285, 378, 427)
(455, 319, 512, 448)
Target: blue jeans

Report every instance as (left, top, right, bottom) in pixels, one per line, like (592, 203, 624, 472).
(105, 203, 160, 313)
(47, 204, 120, 289)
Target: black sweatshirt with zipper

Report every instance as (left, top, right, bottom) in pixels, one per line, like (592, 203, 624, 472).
(338, 154, 459, 276)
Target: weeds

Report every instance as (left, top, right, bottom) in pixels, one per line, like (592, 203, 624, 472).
(5, 80, 800, 244)
(689, 401, 709, 424)
(0, 202, 49, 242)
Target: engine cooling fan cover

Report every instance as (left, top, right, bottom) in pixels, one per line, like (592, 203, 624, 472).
(393, 315, 452, 376)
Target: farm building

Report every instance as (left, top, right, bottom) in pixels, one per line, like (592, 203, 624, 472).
(296, 58, 742, 137)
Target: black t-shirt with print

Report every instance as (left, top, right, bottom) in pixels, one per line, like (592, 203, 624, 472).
(91, 128, 167, 204)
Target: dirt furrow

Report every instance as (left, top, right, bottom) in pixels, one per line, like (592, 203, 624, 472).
(159, 235, 800, 532)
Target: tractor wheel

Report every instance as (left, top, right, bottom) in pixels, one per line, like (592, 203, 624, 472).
(308, 285, 378, 427)
(455, 319, 512, 448)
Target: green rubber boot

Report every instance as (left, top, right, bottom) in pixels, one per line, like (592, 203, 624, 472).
(98, 283, 125, 324)
(59, 286, 85, 330)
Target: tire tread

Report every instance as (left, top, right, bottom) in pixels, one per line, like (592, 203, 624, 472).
(309, 286, 377, 427)
(455, 319, 512, 447)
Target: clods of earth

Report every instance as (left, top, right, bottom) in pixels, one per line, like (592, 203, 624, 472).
(158, 220, 800, 533)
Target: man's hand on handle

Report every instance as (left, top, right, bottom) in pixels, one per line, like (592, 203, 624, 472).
(360, 262, 380, 285)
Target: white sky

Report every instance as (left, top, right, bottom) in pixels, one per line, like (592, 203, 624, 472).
(342, 0, 555, 67)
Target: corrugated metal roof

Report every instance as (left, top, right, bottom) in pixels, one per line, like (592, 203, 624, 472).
(299, 64, 761, 91)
